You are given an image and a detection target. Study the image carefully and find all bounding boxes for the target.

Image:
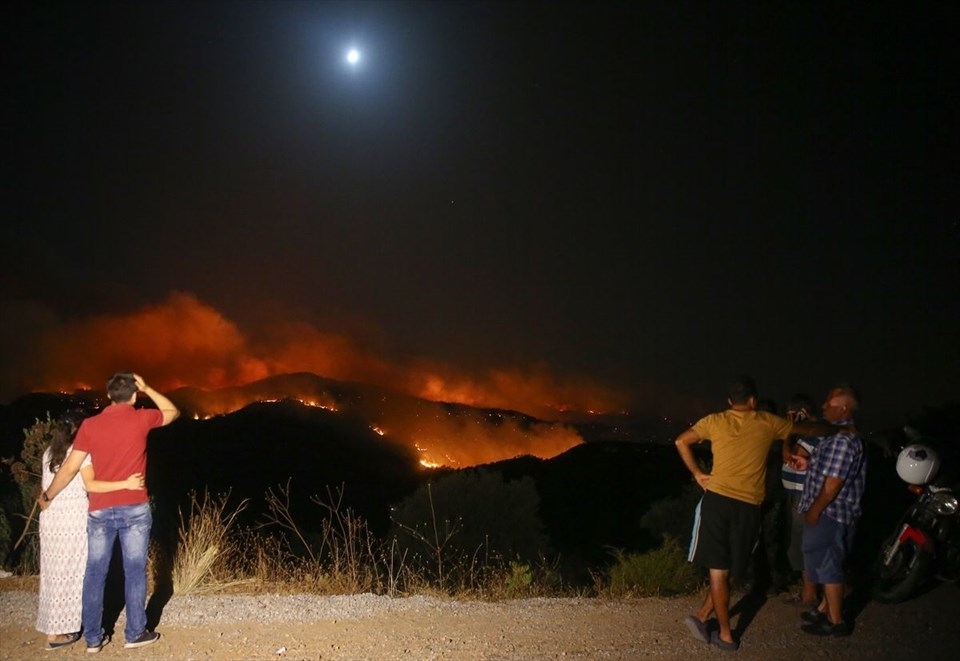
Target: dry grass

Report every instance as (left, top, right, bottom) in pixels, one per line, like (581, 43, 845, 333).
(172, 491, 248, 595)
(0, 574, 38, 593)
(0, 483, 669, 601)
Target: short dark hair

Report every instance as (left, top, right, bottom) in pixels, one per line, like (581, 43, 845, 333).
(106, 372, 137, 402)
(728, 376, 758, 405)
(787, 393, 815, 414)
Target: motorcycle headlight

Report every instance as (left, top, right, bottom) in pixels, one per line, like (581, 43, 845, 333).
(931, 491, 959, 516)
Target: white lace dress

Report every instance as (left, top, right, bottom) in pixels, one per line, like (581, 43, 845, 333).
(36, 448, 90, 635)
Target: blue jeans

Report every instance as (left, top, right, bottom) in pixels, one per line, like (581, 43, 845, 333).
(82, 503, 152, 646)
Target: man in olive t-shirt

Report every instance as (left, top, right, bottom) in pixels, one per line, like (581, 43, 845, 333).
(675, 376, 833, 651)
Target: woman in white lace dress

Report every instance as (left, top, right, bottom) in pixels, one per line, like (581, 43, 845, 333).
(36, 412, 145, 651)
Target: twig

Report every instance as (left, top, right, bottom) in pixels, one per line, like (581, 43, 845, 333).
(14, 501, 39, 550)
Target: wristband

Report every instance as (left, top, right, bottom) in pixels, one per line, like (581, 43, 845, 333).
(41, 491, 51, 502)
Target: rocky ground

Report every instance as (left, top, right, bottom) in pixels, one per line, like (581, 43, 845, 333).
(2, 577, 958, 660)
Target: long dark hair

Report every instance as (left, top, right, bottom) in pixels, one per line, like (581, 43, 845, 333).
(47, 409, 86, 473)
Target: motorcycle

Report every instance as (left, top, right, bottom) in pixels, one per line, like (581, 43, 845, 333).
(872, 428, 960, 603)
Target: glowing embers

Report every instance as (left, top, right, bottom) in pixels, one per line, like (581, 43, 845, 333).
(414, 442, 455, 470)
(255, 397, 338, 412)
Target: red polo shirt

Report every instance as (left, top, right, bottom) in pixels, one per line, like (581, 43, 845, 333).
(73, 404, 164, 512)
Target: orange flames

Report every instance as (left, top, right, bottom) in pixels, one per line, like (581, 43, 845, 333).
(3, 292, 636, 467)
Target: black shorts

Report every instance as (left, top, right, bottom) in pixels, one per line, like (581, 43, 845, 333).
(688, 490, 762, 580)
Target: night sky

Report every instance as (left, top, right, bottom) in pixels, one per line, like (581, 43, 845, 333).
(4, 1, 958, 430)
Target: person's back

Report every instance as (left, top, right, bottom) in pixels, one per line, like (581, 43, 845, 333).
(73, 402, 159, 512)
(693, 409, 793, 505)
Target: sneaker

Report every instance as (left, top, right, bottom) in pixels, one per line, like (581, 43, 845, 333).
(86, 636, 109, 654)
(801, 618, 853, 637)
(124, 631, 161, 649)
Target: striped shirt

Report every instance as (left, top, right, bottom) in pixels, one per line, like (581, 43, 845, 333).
(781, 436, 820, 492)
(798, 426, 867, 524)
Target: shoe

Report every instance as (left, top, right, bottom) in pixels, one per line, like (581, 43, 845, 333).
(800, 607, 825, 624)
(44, 632, 81, 651)
(801, 618, 853, 637)
(86, 636, 109, 654)
(124, 631, 161, 649)
(684, 615, 710, 644)
(782, 593, 818, 608)
(709, 630, 740, 652)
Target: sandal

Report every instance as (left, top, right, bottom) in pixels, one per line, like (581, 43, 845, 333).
(44, 632, 81, 651)
(782, 593, 818, 607)
(684, 615, 710, 644)
(710, 630, 740, 651)
(800, 607, 825, 624)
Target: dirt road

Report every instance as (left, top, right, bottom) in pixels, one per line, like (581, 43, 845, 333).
(2, 579, 958, 660)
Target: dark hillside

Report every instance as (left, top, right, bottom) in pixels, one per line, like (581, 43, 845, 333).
(146, 400, 423, 535)
(485, 442, 691, 570)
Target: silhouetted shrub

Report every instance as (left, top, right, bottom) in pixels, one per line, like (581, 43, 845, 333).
(638, 481, 702, 549)
(601, 536, 703, 597)
(390, 468, 551, 575)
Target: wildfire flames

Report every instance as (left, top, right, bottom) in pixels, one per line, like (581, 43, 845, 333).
(3, 292, 634, 467)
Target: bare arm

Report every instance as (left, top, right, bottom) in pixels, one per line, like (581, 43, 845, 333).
(675, 428, 710, 489)
(80, 465, 145, 493)
(134, 373, 179, 426)
(804, 476, 844, 525)
(37, 448, 88, 509)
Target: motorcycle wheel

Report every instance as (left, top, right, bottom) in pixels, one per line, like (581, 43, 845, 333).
(872, 536, 932, 603)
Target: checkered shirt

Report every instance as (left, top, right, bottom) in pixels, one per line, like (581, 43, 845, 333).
(798, 426, 867, 524)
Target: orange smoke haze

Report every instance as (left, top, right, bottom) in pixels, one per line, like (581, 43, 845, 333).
(20, 292, 629, 419)
(3, 292, 641, 465)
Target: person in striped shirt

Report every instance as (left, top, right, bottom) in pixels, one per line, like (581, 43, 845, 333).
(780, 394, 821, 607)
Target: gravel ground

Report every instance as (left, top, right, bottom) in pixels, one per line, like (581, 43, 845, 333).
(2, 581, 959, 660)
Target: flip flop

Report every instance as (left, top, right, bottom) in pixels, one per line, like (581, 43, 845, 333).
(44, 632, 81, 651)
(684, 615, 710, 644)
(710, 630, 740, 652)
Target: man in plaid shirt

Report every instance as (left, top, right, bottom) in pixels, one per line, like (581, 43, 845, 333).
(793, 384, 866, 637)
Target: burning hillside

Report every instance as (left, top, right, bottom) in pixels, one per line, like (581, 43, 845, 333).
(168, 373, 584, 468)
(0, 293, 659, 465)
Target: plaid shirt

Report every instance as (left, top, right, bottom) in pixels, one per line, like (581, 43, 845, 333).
(798, 425, 867, 524)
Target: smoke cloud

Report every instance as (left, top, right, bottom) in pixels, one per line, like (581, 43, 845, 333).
(3, 292, 631, 420)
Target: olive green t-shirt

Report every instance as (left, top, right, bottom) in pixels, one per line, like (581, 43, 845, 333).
(692, 410, 794, 505)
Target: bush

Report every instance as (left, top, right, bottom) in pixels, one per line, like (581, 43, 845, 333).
(601, 536, 703, 597)
(638, 482, 702, 549)
(391, 468, 551, 565)
(0, 415, 57, 573)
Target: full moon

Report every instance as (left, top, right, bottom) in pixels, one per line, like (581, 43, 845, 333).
(346, 48, 360, 65)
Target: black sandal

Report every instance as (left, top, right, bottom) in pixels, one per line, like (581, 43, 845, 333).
(44, 632, 81, 651)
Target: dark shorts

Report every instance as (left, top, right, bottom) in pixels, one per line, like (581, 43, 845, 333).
(688, 490, 762, 580)
(801, 514, 856, 584)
